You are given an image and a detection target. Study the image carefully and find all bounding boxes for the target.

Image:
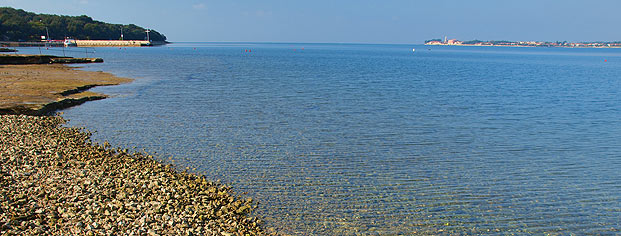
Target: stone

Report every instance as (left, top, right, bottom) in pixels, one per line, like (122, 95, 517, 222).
(0, 115, 265, 235)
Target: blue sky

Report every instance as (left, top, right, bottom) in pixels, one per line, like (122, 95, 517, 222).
(2, 0, 621, 43)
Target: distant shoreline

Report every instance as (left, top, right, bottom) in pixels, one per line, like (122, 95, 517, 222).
(430, 44, 621, 49)
(0, 41, 168, 48)
(425, 38, 621, 48)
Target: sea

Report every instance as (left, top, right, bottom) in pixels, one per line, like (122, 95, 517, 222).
(17, 43, 620, 235)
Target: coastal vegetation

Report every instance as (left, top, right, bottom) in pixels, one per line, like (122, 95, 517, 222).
(0, 7, 166, 42)
(424, 39, 442, 44)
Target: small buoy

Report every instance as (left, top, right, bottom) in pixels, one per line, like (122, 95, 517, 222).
(604, 59, 607, 62)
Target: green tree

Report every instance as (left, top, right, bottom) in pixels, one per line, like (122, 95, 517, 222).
(0, 7, 167, 42)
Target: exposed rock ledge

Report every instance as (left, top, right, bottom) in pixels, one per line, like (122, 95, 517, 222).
(0, 94, 106, 116)
(0, 64, 132, 115)
(0, 54, 103, 65)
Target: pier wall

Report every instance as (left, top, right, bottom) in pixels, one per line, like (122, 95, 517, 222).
(74, 40, 151, 47)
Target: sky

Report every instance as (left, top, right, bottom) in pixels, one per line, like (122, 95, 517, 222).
(2, 0, 621, 44)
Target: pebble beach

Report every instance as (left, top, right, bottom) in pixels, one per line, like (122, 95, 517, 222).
(0, 115, 265, 235)
(0, 63, 267, 235)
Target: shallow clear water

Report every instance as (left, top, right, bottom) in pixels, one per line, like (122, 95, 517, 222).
(23, 43, 621, 234)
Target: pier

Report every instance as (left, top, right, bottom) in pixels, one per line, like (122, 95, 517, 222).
(1, 40, 157, 48)
(71, 40, 152, 47)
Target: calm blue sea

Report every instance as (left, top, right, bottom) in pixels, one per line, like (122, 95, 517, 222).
(19, 43, 621, 235)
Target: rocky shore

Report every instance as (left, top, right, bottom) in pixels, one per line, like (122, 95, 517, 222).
(0, 64, 130, 115)
(0, 115, 266, 235)
(0, 54, 103, 65)
(0, 48, 17, 52)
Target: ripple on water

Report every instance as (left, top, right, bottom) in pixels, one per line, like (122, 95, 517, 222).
(56, 44, 621, 235)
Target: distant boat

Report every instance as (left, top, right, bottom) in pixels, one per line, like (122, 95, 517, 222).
(412, 48, 416, 52)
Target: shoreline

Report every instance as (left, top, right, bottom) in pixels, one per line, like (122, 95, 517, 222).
(424, 44, 621, 49)
(0, 64, 130, 115)
(0, 63, 268, 235)
(0, 115, 265, 235)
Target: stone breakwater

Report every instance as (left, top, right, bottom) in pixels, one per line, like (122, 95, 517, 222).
(0, 115, 266, 235)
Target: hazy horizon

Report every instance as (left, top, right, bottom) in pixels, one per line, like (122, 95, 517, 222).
(2, 0, 621, 44)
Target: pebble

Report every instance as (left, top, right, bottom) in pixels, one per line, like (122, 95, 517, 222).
(0, 115, 270, 235)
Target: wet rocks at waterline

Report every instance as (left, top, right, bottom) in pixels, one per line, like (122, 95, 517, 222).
(0, 115, 265, 235)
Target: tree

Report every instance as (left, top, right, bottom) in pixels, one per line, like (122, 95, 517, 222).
(0, 7, 167, 41)
(462, 40, 483, 45)
(425, 39, 442, 43)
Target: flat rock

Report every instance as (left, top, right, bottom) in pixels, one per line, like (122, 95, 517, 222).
(0, 64, 132, 115)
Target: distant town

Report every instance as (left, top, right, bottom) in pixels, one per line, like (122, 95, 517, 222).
(425, 37, 621, 48)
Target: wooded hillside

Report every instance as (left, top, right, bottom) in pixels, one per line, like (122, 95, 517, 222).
(0, 7, 166, 42)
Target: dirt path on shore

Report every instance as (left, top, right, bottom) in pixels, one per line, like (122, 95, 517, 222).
(0, 64, 132, 115)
